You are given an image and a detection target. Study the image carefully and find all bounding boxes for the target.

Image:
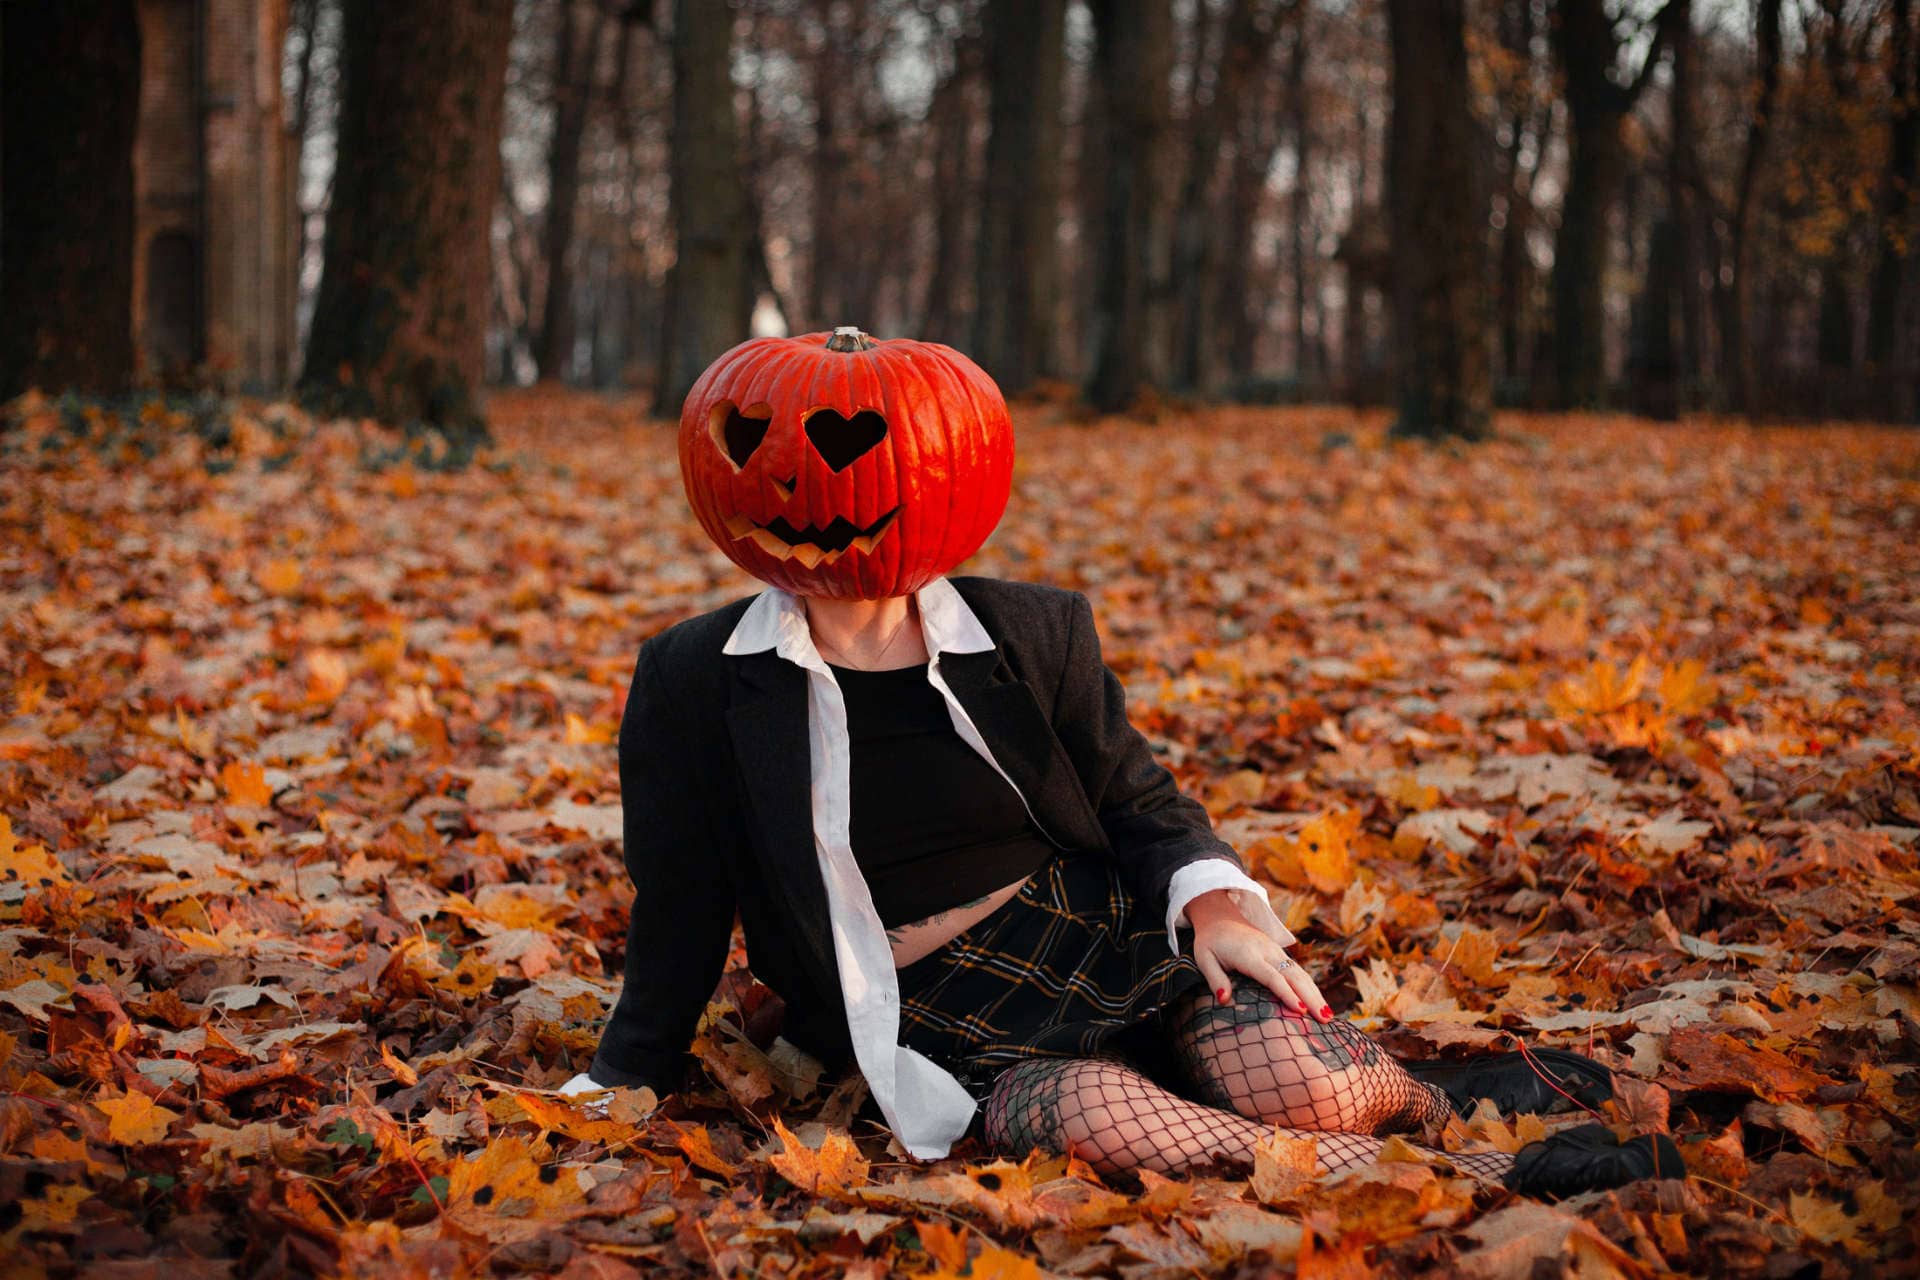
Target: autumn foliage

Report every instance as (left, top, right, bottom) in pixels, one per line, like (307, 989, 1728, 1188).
(1, 389, 1916, 1275)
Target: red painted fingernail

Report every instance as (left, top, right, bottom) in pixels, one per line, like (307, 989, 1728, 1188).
(1216, 987, 1230, 1002)
(1319, 1005, 1333, 1020)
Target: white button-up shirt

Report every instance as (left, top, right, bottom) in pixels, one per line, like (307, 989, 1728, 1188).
(569, 577, 1291, 1158)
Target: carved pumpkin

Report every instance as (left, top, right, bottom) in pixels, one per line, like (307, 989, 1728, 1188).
(678, 327, 1014, 600)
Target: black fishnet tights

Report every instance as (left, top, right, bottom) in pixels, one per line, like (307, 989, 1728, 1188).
(982, 1057, 1514, 1179)
(1169, 977, 1455, 1136)
(979, 978, 1514, 1181)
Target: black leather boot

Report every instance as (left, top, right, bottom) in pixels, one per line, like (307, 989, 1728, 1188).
(1403, 1047, 1614, 1116)
(1505, 1123, 1686, 1199)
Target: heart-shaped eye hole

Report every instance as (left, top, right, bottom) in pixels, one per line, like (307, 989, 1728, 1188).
(805, 408, 888, 472)
(710, 401, 773, 469)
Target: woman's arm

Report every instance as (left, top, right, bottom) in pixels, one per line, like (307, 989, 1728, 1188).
(586, 643, 737, 1092)
(1049, 590, 1244, 904)
(1050, 591, 1329, 1018)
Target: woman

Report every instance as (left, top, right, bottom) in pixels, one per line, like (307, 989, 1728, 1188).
(564, 329, 1678, 1197)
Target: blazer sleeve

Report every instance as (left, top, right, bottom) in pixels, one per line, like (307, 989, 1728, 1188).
(587, 641, 736, 1092)
(1049, 590, 1243, 909)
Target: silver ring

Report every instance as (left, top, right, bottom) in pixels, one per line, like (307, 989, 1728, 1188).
(1274, 954, 1294, 971)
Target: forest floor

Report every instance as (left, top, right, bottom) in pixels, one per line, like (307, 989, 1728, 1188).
(1, 388, 1917, 1277)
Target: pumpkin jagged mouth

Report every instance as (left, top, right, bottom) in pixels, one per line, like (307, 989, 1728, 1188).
(724, 506, 901, 569)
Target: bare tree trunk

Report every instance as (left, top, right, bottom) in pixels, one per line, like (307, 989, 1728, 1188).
(806, 4, 859, 328)
(1386, 0, 1490, 438)
(921, 37, 979, 345)
(1635, 0, 1699, 421)
(740, 48, 791, 336)
(0, 1, 140, 397)
(1815, 0, 1859, 380)
(536, 0, 608, 382)
(1668, 0, 1702, 404)
(1074, 35, 1112, 377)
(286, 0, 323, 298)
(1286, 16, 1313, 381)
(1495, 113, 1541, 389)
(1547, 0, 1673, 409)
(657, 0, 753, 410)
(495, 166, 540, 381)
(974, 0, 1066, 391)
(1223, 82, 1283, 384)
(1868, 0, 1917, 403)
(300, 0, 513, 440)
(1722, 0, 1782, 417)
(1171, 0, 1277, 393)
(1086, 0, 1174, 414)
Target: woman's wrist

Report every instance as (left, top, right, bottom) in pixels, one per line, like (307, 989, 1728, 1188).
(1184, 887, 1244, 930)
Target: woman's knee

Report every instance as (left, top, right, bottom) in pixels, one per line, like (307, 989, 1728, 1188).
(984, 1058, 1137, 1156)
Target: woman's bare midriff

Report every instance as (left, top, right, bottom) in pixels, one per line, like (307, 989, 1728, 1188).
(886, 874, 1032, 968)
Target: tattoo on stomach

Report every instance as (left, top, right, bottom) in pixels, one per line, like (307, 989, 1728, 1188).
(887, 878, 1030, 957)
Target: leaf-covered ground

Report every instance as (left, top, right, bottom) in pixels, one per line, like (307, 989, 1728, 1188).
(2, 389, 1917, 1277)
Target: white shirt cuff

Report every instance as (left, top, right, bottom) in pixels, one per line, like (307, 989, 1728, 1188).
(1165, 860, 1297, 955)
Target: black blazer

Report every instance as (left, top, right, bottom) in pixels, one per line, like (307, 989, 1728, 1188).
(587, 576, 1243, 1092)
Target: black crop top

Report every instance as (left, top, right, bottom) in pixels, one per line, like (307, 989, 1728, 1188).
(831, 663, 1055, 928)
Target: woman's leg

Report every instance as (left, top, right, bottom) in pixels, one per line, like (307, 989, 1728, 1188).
(981, 1056, 1514, 1179)
(1168, 977, 1455, 1135)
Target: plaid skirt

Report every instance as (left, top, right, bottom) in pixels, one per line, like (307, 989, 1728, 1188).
(895, 851, 1210, 1103)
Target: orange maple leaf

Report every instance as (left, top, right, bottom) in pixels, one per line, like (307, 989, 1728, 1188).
(769, 1115, 869, 1197)
(0, 816, 71, 888)
(915, 1220, 970, 1271)
(930, 1245, 1046, 1280)
(254, 558, 302, 597)
(675, 1123, 739, 1178)
(1261, 810, 1359, 895)
(218, 760, 272, 808)
(1548, 655, 1649, 718)
(93, 1091, 180, 1144)
(442, 1134, 585, 1241)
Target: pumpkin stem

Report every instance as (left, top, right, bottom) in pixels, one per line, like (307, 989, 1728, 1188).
(825, 326, 876, 352)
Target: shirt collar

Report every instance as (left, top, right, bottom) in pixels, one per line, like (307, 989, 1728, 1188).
(721, 577, 994, 667)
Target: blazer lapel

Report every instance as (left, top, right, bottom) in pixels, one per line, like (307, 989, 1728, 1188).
(938, 649, 1109, 855)
(725, 652, 837, 984)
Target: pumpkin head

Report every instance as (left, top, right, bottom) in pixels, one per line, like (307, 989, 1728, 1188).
(678, 327, 1014, 600)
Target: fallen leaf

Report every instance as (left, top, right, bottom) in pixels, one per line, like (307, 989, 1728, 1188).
(768, 1116, 869, 1198)
(93, 1091, 180, 1144)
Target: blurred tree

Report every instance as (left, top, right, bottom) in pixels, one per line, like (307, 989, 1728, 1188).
(1487, 0, 1552, 396)
(973, 0, 1066, 394)
(1220, 50, 1286, 387)
(1386, 0, 1489, 439)
(1171, 0, 1281, 394)
(920, 29, 983, 346)
(1812, 0, 1863, 379)
(1721, 0, 1782, 418)
(1548, 0, 1675, 409)
(0, 2, 140, 398)
(1086, 0, 1174, 413)
(657, 0, 754, 411)
(1668, 0, 1703, 404)
(1284, 6, 1316, 382)
(1867, 0, 1917, 411)
(1632, 0, 1698, 421)
(536, 0, 613, 382)
(300, 0, 514, 440)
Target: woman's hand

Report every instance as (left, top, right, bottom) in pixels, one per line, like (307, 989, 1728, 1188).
(1186, 889, 1332, 1021)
